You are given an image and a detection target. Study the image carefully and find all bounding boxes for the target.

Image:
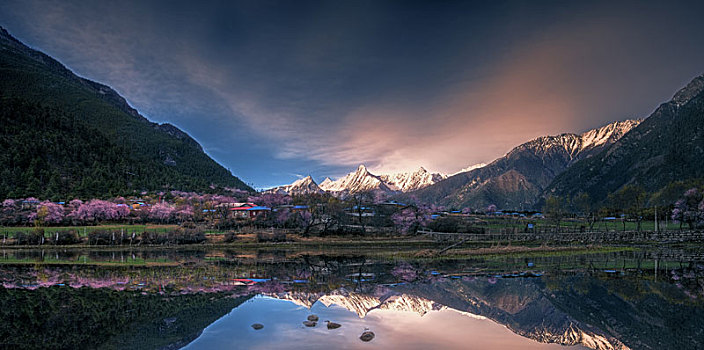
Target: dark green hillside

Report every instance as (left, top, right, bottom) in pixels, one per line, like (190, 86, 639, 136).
(0, 27, 252, 199)
(547, 75, 704, 203)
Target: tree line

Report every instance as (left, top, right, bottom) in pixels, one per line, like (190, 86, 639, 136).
(543, 179, 704, 231)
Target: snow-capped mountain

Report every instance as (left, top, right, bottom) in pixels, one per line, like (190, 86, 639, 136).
(270, 290, 445, 318)
(318, 165, 446, 194)
(264, 176, 324, 195)
(319, 177, 335, 190)
(402, 119, 641, 210)
(379, 167, 447, 192)
(578, 119, 641, 152)
(318, 165, 391, 193)
(516, 119, 642, 165)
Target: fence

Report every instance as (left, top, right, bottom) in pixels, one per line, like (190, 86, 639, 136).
(419, 229, 704, 243)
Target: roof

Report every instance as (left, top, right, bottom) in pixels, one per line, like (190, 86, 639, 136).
(247, 206, 271, 211)
(350, 206, 372, 210)
(230, 206, 254, 211)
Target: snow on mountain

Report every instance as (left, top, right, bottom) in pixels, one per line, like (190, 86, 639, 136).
(379, 167, 447, 192)
(511, 119, 641, 164)
(318, 165, 446, 194)
(319, 177, 334, 189)
(318, 165, 391, 193)
(264, 175, 324, 195)
(269, 290, 443, 318)
(451, 163, 487, 176)
(578, 119, 641, 151)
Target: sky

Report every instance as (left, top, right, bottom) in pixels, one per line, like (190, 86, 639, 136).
(1, 0, 704, 189)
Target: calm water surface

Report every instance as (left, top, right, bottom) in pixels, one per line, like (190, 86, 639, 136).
(186, 295, 585, 350)
(0, 247, 701, 349)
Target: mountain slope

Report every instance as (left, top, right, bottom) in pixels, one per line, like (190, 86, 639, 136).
(0, 27, 252, 199)
(547, 75, 704, 203)
(401, 120, 640, 210)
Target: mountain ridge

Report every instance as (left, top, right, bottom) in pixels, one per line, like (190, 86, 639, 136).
(547, 74, 704, 203)
(399, 119, 640, 210)
(311, 165, 446, 195)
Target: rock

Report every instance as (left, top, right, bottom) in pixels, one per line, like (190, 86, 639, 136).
(251, 323, 264, 330)
(307, 314, 319, 322)
(303, 320, 317, 327)
(360, 331, 375, 342)
(326, 321, 341, 329)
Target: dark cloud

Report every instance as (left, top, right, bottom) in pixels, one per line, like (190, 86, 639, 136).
(1, 0, 703, 188)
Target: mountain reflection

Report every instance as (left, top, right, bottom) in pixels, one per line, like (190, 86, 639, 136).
(0, 250, 702, 349)
(186, 295, 581, 350)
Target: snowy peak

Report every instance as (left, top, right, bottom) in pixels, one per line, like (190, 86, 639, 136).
(319, 164, 391, 193)
(578, 119, 641, 151)
(291, 175, 317, 188)
(319, 177, 334, 188)
(452, 163, 487, 176)
(516, 119, 641, 159)
(270, 290, 443, 318)
(356, 164, 369, 173)
(379, 167, 447, 192)
(264, 175, 324, 195)
(319, 165, 446, 194)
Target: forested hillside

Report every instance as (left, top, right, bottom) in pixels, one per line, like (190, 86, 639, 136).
(547, 75, 704, 203)
(0, 27, 252, 199)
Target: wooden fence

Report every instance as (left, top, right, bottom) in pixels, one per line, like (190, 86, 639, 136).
(419, 229, 704, 243)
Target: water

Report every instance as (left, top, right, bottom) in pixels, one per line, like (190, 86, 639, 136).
(0, 247, 701, 349)
(186, 295, 581, 349)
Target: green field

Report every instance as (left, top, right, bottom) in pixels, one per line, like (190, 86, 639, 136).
(0, 215, 690, 242)
(0, 224, 225, 237)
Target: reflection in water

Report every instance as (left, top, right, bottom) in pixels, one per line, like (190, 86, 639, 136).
(0, 248, 702, 349)
(186, 295, 583, 349)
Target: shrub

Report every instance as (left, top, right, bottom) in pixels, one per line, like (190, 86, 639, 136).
(466, 226, 485, 234)
(169, 227, 206, 244)
(223, 231, 239, 243)
(426, 217, 485, 234)
(427, 217, 461, 232)
(88, 230, 134, 245)
(256, 231, 287, 243)
(49, 230, 81, 245)
(139, 231, 168, 245)
(139, 227, 206, 245)
(15, 229, 45, 245)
